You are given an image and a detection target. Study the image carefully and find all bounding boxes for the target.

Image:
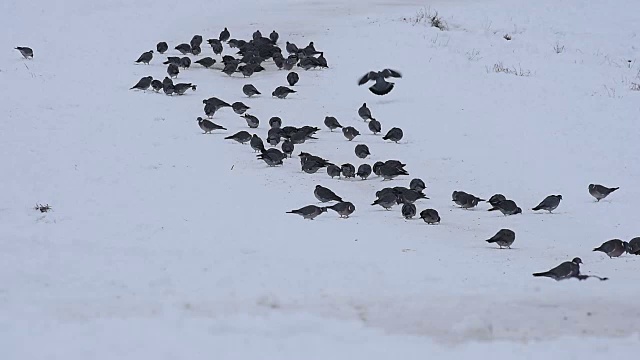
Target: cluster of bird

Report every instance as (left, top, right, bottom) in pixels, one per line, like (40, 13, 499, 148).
(0, 21, 587, 283)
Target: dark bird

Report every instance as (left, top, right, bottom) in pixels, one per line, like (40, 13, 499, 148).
(487, 194, 507, 210)
(452, 191, 484, 209)
(286, 41, 299, 54)
(372, 192, 397, 210)
(150, 79, 162, 92)
(593, 239, 629, 258)
(225, 131, 252, 144)
(272, 86, 296, 99)
(130, 76, 153, 91)
(173, 83, 196, 95)
(358, 103, 375, 121)
(373, 161, 385, 176)
(355, 144, 371, 159)
(197, 117, 226, 133)
(419, 209, 440, 224)
(342, 126, 360, 141)
(324, 116, 342, 131)
(314, 185, 344, 203)
(208, 39, 224, 55)
(222, 62, 238, 76)
(281, 139, 294, 157)
(135, 50, 153, 64)
(163, 56, 181, 66)
(250, 134, 265, 153)
(267, 128, 282, 146)
(190, 35, 203, 48)
(379, 163, 409, 180)
(357, 69, 402, 96)
(287, 72, 299, 86)
(488, 199, 522, 216)
(410, 178, 426, 192)
(286, 205, 327, 220)
(219, 27, 230, 42)
(588, 184, 619, 202)
(327, 164, 341, 179)
(341, 163, 356, 179)
(628, 237, 640, 255)
(195, 57, 216, 68)
(167, 64, 180, 78)
(357, 164, 372, 180)
(156, 42, 168, 54)
(191, 45, 202, 56)
(243, 84, 261, 97)
(270, 30, 279, 44)
(232, 101, 250, 115)
(383, 127, 403, 143)
(257, 148, 286, 166)
(328, 202, 356, 218)
(15, 46, 33, 59)
(368, 119, 382, 134)
(269, 116, 282, 129)
(175, 43, 192, 55)
(162, 77, 174, 96)
(486, 229, 516, 249)
(532, 195, 562, 213)
(242, 114, 260, 128)
(402, 203, 417, 219)
(533, 258, 582, 281)
(179, 56, 191, 69)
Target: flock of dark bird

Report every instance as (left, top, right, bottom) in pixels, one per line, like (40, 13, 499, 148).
(15, 23, 637, 284)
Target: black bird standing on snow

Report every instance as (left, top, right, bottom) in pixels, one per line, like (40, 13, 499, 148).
(357, 69, 402, 95)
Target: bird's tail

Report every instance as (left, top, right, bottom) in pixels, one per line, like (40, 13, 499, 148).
(486, 239, 497, 243)
(224, 135, 235, 140)
(286, 210, 297, 214)
(610, 187, 620, 192)
(593, 247, 603, 252)
(532, 206, 541, 211)
(532, 272, 550, 277)
(487, 207, 498, 211)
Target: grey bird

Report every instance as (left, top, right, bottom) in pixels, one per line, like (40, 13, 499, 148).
(281, 139, 294, 157)
(324, 116, 342, 131)
(327, 164, 341, 179)
(163, 56, 181, 66)
(191, 45, 202, 56)
(173, 83, 196, 95)
(341, 163, 356, 179)
(301, 156, 331, 174)
(410, 178, 426, 192)
(419, 209, 440, 224)
(486, 229, 516, 249)
(267, 128, 282, 146)
(314, 185, 344, 203)
(588, 184, 619, 202)
(287, 72, 299, 86)
(372, 192, 397, 210)
(379, 163, 409, 180)
(487, 194, 507, 210)
(372, 161, 385, 176)
(204, 103, 217, 118)
(130, 76, 153, 91)
(368, 119, 382, 134)
(286, 205, 327, 220)
(232, 102, 250, 115)
(593, 239, 629, 258)
(283, 57, 297, 71)
(208, 39, 223, 55)
(452, 191, 484, 209)
(135, 50, 153, 64)
(342, 126, 360, 141)
(488, 199, 522, 216)
(358, 103, 374, 121)
(219, 27, 230, 42)
(190, 35, 203, 48)
(162, 77, 174, 96)
(224, 131, 252, 144)
(175, 43, 191, 55)
(15, 46, 33, 59)
(355, 144, 371, 159)
(179, 56, 191, 69)
(156, 42, 168, 54)
(358, 68, 402, 96)
(270, 30, 279, 44)
(203, 97, 232, 110)
(243, 84, 261, 97)
(383, 127, 403, 143)
(396, 189, 428, 204)
(242, 114, 260, 128)
(628, 237, 640, 255)
(533, 258, 582, 281)
(269, 117, 282, 129)
(357, 164, 372, 180)
(197, 117, 226, 133)
(272, 86, 296, 99)
(402, 203, 417, 219)
(250, 134, 265, 153)
(167, 64, 180, 78)
(239, 64, 257, 77)
(286, 41, 299, 54)
(150, 79, 162, 92)
(328, 202, 355, 218)
(195, 57, 216, 68)
(532, 195, 562, 213)
(222, 62, 238, 76)
(257, 148, 286, 166)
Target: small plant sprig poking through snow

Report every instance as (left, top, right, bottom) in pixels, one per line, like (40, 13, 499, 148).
(487, 62, 531, 77)
(630, 82, 640, 91)
(503, 34, 512, 41)
(406, 7, 448, 31)
(553, 42, 565, 54)
(34, 203, 52, 213)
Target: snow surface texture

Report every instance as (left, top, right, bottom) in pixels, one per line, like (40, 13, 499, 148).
(1, 0, 639, 358)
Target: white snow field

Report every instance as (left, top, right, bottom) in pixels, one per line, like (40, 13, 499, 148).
(1, 0, 640, 358)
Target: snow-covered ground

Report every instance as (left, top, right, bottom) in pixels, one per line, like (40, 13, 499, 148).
(1, 0, 639, 358)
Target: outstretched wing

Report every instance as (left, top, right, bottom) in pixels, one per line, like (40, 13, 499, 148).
(358, 71, 376, 85)
(381, 69, 402, 78)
